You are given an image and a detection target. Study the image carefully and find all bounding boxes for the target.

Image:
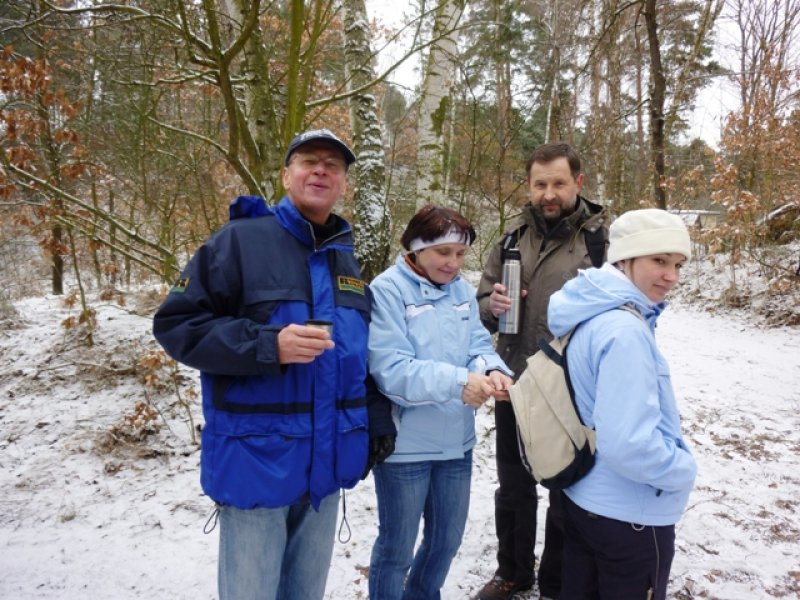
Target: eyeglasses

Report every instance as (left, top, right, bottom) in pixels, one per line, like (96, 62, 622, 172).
(291, 153, 347, 174)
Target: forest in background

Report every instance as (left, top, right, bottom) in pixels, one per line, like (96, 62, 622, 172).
(0, 0, 798, 330)
(1, 6, 798, 598)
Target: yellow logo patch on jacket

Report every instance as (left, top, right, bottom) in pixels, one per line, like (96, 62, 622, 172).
(338, 276, 365, 295)
(170, 277, 190, 293)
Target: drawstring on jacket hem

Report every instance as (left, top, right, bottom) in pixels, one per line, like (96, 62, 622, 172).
(203, 504, 220, 534)
(337, 490, 352, 543)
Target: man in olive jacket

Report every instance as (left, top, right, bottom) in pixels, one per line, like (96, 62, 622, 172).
(475, 142, 608, 600)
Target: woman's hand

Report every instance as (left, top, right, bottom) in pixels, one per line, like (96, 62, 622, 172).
(461, 372, 495, 408)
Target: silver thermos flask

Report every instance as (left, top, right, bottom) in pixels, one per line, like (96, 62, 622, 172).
(498, 247, 521, 334)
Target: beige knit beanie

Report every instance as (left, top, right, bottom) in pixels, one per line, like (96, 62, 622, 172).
(607, 208, 692, 263)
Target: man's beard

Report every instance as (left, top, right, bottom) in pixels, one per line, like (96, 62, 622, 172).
(532, 201, 574, 224)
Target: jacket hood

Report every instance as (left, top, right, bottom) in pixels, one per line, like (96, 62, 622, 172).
(548, 263, 666, 336)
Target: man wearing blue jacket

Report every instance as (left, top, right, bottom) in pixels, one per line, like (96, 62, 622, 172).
(153, 129, 394, 600)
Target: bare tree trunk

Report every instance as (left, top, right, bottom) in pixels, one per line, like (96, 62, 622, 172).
(416, 0, 464, 208)
(605, 2, 625, 208)
(343, 0, 390, 281)
(220, 0, 276, 194)
(51, 223, 64, 295)
(29, 0, 65, 294)
(108, 191, 117, 286)
(586, 0, 604, 200)
(193, 0, 264, 195)
(634, 22, 647, 208)
(493, 0, 513, 229)
(644, 0, 667, 209)
(544, 0, 560, 142)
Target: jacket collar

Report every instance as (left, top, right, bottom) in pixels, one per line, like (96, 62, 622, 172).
(274, 196, 352, 248)
(524, 195, 598, 238)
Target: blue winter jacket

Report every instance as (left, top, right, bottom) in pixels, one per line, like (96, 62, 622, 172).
(153, 196, 371, 510)
(548, 264, 697, 526)
(369, 255, 511, 462)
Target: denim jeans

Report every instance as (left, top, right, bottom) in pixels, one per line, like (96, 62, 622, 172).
(369, 451, 472, 600)
(218, 492, 339, 600)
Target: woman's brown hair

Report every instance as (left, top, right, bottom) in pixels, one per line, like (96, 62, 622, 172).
(400, 205, 476, 251)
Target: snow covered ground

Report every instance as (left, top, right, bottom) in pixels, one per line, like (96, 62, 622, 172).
(1, 252, 798, 599)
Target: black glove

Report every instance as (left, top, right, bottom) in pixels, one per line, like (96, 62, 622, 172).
(361, 434, 396, 479)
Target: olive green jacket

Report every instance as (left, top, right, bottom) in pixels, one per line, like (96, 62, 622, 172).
(476, 197, 608, 378)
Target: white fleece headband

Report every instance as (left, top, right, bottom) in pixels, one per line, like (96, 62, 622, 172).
(408, 227, 471, 252)
(607, 208, 692, 263)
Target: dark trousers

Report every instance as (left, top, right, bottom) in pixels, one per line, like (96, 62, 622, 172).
(561, 494, 676, 600)
(493, 401, 563, 597)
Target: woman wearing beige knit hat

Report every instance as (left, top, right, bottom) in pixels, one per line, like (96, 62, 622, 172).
(546, 208, 697, 600)
(607, 208, 693, 302)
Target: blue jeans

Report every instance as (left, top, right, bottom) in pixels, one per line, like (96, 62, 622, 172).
(218, 492, 339, 600)
(369, 451, 472, 600)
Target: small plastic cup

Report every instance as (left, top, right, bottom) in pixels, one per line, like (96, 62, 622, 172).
(305, 319, 333, 335)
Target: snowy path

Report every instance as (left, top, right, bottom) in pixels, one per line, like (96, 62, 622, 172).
(0, 298, 798, 599)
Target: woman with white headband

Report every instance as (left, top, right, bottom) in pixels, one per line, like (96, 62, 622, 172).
(367, 204, 513, 599)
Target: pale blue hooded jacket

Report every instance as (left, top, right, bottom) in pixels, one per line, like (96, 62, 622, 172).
(369, 255, 512, 462)
(548, 263, 697, 526)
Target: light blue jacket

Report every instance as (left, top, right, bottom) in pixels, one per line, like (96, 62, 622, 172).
(548, 264, 697, 526)
(369, 255, 511, 462)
